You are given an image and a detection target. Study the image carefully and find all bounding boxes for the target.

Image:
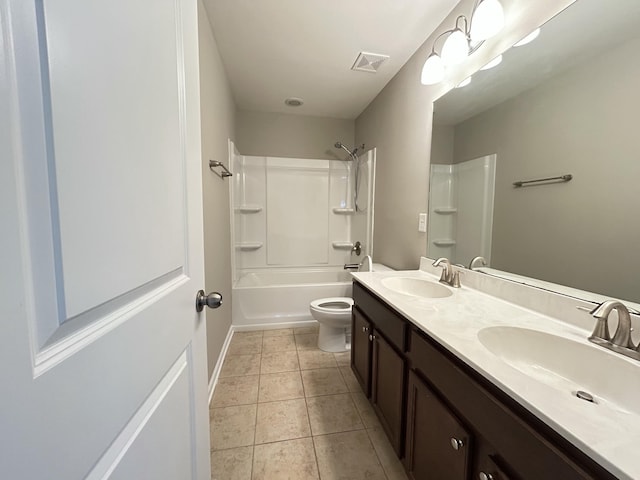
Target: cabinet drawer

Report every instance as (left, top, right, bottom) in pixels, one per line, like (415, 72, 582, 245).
(408, 328, 609, 480)
(353, 282, 406, 351)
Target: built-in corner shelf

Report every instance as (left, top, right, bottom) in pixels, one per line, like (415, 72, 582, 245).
(433, 207, 458, 214)
(432, 239, 456, 247)
(332, 241, 354, 250)
(235, 205, 263, 214)
(332, 207, 355, 215)
(236, 242, 263, 251)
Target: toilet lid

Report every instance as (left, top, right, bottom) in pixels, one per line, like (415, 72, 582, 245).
(310, 297, 354, 313)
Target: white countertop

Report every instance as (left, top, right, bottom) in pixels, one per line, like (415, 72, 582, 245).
(352, 267, 640, 480)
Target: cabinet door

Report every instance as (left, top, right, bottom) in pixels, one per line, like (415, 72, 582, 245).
(351, 307, 372, 396)
(371, 330, 405, 455)
(405, 371, 472, 480)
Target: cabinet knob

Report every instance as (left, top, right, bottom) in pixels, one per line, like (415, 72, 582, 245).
(368, 334, 375, 341)
(479, 473, 494, 480)
(450, 437, 464, 451)
(362, 326, 369, 333)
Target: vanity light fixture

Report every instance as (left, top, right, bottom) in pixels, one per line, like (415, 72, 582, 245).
(421, 52, 445, 85)
(470, 0, 505, 41)
(420, 0, 505, 86)
(513, 28, 540, 47)
(442, 20, 470, 66)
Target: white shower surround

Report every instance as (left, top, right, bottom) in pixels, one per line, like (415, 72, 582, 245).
(427, 154, 496, 265)
(229, 149, 376, 328)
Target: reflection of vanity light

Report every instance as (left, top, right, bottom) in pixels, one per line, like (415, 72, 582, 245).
(514, 28, 540, 47)
(456, 77, 472, 88)
(480, 54, 503, 70)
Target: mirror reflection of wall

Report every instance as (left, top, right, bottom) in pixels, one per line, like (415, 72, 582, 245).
(430, 0, 640, 304)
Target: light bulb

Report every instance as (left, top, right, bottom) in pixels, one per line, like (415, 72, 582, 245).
(421, 53, 444, 85)
(456, 77, 472, 88)
(514, 28, 540, 47)
(480, 54, 502, 71)
(470, 0, 505, 41)
(441, 29, 469, 66)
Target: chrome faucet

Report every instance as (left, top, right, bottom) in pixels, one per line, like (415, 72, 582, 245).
(469, 256, 487, 270)
(433, 258, 460, 288)
(344, 255, 372, 272)
(587, 300, 639, 361)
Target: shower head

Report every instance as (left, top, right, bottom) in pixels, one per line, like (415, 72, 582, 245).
(334, 141, 357, 160)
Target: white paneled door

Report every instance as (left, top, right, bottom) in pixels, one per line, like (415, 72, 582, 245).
(1, 0, 210, 478)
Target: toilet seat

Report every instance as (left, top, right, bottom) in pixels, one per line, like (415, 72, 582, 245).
(310, 297, 353, 314)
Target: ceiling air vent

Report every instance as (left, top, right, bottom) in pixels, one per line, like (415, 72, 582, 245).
(351, 52, 389, 73)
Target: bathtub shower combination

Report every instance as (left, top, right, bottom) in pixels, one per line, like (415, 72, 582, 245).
(229, 142, 376, 331)
(232, 269, 353, 328)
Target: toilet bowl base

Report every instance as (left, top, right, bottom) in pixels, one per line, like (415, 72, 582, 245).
(318, 324, 351, 353)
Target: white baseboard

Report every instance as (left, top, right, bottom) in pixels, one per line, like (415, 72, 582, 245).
(207, 319, 320, 405)
(208, 325, 235, 406)
(233, 319, 318, 332)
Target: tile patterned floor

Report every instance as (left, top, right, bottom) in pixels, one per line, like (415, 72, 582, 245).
(210, 326, 409, 480)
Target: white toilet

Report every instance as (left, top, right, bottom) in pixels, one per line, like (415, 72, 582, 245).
(309, 297, 354, 352)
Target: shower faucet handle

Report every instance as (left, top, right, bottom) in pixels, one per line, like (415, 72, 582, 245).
(352, 241, 362, 256)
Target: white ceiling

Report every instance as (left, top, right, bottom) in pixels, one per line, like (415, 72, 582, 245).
(202, 0, 458, 119)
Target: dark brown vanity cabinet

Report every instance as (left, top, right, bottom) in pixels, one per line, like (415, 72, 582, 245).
(405, 370, 472, 480)
(352, 282, 406, 455)
(370, 330, 405, 454)
(351, 281, 618, 480)
(351, 308, 372, 396)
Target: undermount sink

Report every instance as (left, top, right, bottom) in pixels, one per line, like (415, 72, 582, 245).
(381, 277, 452, 298)
(478, 326, 640, 415)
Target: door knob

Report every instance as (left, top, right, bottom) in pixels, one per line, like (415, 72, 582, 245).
(196, 290, 222, 312)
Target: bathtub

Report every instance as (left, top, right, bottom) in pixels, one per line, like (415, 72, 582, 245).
(231, 264, 391, 328)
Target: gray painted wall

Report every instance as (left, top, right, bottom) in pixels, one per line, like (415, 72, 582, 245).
(236, 110, 355, 160)
(198, 1, 236, 380)
(451, 36, 640, 301)
(355, 0, 576, 270)
(431, 125, 454, 166)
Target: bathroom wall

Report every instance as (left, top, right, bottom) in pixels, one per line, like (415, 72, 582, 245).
(236, 110, 355, 160)
(355, 0, 576, 270)
(450, 36, 640, 301)
(431, 125, 455, 166)
(198, 1, 236, 380)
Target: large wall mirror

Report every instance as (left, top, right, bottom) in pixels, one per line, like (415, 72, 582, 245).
(429, 0, 640, 306)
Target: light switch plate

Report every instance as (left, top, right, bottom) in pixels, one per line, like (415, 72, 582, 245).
(418, 213, 427, 232)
